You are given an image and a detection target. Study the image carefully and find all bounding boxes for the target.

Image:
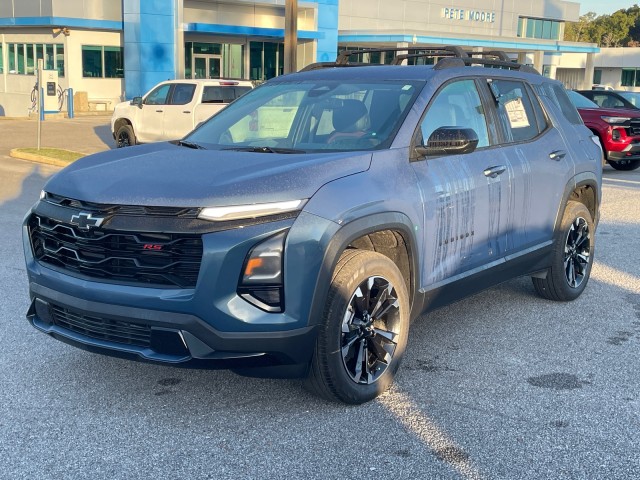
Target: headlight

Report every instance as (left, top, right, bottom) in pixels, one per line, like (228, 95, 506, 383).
(238, 230, 287, 313)
(39, 190, 46, 200)
(199, 200, 306, 222)
(600, 116, 630, 125)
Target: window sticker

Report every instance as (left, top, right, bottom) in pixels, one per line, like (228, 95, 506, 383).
(504, 97, 530, 128)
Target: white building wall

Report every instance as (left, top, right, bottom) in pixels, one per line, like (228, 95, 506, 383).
(0, 28, 124, 117)
(338, 0, 579, 37)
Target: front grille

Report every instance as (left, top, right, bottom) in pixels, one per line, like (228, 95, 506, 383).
(29, 214, 203, 288)
(629, 118, 640, 136)
(50, 304, 152, 348)
(43, 193, 201, 219)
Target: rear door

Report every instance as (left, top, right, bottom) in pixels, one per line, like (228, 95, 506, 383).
(484, 78, 573, 251)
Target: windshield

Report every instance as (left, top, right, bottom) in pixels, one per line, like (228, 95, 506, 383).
(185, 80, 422, 152)
(618, 91, 640, 107)
(567, 90, 599, 109)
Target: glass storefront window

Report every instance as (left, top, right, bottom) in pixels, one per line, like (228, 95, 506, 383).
(82, 45, 123, 78)
(17, 44, 25, 74)
(26, 44, 35, 74)
(104, 46, 124, 78)
(621, 69, 636, 87)
(250, 42, 263, 80)
(46, 44, 54, 70)
(9, 44, 15, 73)
(0, 44, 3, 74)
(56, 44, 64, 77)
(193, 43, 221, 55)
(521, 17, 561, 40)
(82, 46, 103, 77)
(593, 69, 602, 85)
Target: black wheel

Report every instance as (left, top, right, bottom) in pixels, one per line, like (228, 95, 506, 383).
(607, 159, 640, 171)
(305, 250, 409, 404)
(116, 124, 136, 148)
(532, 201, 594, 301)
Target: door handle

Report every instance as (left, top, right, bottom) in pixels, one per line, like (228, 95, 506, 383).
(483, 165, 506, 178)
(182, 111, 191, 114)
(549, 150, 566, 161)
(155, 109, 163, 113)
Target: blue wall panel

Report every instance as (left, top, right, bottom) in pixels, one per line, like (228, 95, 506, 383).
(124, 0, 176, 99)
(316, 0, 339, 62)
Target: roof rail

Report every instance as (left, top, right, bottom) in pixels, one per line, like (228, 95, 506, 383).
(298, 46, 539, 75)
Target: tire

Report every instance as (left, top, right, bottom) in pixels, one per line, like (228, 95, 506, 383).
(607, 159, 640, 171)
(115, 124, 136, 148)
(532, 200, 595, 301)
(305, 250, 410, 404)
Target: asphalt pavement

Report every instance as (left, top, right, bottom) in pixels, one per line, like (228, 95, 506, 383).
(0, 117, 639, 479)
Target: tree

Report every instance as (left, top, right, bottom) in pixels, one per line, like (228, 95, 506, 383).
(564, 12, 597, 42)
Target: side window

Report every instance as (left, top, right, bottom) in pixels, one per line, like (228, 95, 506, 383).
(592, 93, 624, 109)
(144, 84, 171, 105)
(527, 85, 548, 133)
(420, 79, 490, 148)
(203, 86, 234, 104)
(546, 84, 582, 125)
(170, 84, 196, 105)
(490, 79, 540, 143)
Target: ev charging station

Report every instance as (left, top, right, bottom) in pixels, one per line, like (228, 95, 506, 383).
(41, 69, 59, 114)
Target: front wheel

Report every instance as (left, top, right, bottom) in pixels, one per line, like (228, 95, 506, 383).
(607, 159, 640, 171)
(305, 250, 410, 404)
(115, 124, 136, 148)
(532, 201, 595, 301)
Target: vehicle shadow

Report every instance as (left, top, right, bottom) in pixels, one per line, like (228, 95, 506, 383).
(94, 124, 116, 149)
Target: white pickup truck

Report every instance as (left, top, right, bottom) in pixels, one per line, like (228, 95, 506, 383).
(111, 79, 253, 147)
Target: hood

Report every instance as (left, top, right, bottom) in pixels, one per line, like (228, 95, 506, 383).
(578, 106, 640, 117)
(44, 143, 372, 207)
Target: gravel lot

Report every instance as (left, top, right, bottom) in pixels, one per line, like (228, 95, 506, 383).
(0, 117, 639, 479)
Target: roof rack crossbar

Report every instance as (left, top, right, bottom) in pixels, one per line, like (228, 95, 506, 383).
(299, 46, 538, 75)
(434, 57, 540, 75)
(336, 45, 469, 65)
(466, 50, 512, 62)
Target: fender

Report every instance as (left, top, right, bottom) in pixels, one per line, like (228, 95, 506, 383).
(554, 172, 601, 232)
(307, 211, 421, 327)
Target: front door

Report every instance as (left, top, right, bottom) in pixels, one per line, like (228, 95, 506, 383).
(412, 79, 509, 287)
(193, 55, 221, 79)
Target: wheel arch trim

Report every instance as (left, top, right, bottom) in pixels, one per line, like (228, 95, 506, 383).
(307, 212, 420, 327)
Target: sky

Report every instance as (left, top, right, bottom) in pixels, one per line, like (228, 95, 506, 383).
(578, 1, 636, 15)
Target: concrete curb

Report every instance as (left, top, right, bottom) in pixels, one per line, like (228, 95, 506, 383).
(9, 148, 79, 167)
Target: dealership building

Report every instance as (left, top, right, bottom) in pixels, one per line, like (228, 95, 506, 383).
(0, 0, 599, 117)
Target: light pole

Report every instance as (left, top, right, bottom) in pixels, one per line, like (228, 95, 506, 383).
(284, 0, 298, 74)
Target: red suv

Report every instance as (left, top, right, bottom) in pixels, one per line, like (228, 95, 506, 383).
(567, 90, 640, 171)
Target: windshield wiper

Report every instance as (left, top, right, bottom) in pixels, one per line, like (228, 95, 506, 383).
(222, 146, 305, 154)
(176, 140, 206, 150)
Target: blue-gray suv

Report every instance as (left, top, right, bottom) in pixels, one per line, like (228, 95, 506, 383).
(23, 48, 602, 404)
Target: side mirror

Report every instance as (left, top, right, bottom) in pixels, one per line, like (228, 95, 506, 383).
(415, 127, 479, 157)
(130, 96, 143, 108)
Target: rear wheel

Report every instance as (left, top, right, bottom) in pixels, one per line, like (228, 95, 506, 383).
(305, 250, 409, 404)
(607, 159, 640, 171)
(532, 201, 594, 301)
(116, 124, 136, 148)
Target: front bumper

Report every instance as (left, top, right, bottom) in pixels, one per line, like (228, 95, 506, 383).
(607, 141, 640, 161)
(23, 210, 339, 376)
(27, 284, 316, 373)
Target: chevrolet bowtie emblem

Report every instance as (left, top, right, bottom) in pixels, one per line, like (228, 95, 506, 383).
(70, 212, 104, 230)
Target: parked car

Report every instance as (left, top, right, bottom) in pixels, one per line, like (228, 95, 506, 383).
(568, 90, 640, 171)
(111, 79, 253, 147)
(591, 84, 614, 91)
(576, 89, 640, 110)
(24, 48, 602, 404)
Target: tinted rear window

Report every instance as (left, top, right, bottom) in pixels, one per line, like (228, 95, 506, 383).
(202, 86, 252, 104)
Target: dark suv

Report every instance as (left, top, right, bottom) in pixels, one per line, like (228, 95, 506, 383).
(23, 48, 602, 404)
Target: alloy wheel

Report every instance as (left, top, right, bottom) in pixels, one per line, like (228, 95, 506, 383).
(564, 216, 590, 288)
(341, 276, 400, 385)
